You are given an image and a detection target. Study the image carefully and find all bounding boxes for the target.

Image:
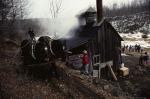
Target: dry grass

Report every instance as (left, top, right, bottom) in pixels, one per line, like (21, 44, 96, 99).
(1, 40, 150, 99)
(0, 68, 67, 99)
(0, 42, 66, 99)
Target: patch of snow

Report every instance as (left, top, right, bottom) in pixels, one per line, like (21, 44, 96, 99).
(120, 32, 150, 40)
(122, 40, 150, 48)
(121, 53, 129, 56)
(120, 32, 150, 48)
(120, 32, 146, 39)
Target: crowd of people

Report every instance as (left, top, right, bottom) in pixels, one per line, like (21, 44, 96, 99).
(122, 44, 149, 66)
(122, 44, 144, 53)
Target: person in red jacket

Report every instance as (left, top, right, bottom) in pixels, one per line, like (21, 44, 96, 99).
(80, 50, 89, 75)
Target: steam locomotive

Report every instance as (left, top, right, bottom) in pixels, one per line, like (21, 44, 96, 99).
(21, 36, 65, 65)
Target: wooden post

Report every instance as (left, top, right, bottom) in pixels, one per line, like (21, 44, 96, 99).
(98, 66, 101, 79)
(96, 0, 103, 22)
(107, 65, 117, 81)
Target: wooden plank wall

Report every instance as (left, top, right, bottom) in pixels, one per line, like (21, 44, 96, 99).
(94, 21, 121, 71)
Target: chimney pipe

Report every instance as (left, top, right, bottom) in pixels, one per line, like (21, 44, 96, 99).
(96, 0, 103, 23)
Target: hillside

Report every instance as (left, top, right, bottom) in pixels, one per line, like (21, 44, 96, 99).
(107, 12, 150, 48)
(108, 11, 150, 34)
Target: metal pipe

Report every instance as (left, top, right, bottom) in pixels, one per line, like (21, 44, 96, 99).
(96, 0, 103, 22)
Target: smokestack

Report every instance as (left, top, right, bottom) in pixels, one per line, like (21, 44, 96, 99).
(96, 0, 103, 23)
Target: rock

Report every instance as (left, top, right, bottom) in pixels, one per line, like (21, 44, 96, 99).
(103, 85, 110, 90)
(111, 87, 123, 97)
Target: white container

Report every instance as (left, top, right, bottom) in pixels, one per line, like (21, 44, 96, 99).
(120, 66, 129, 76)
(121, 63, 124, 68)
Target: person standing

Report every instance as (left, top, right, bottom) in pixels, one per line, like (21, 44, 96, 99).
(81, 50, 89, 75)
(28, 28, 36, 59)
(116, 47, 122, 65)
(139, 53, 144, 66)
(143, 52, 149, 66)
(28, 28, 36, 41)
(137, 45, 141, 53)
(141, 47, 144, 53)
(129, 45, 132, 52)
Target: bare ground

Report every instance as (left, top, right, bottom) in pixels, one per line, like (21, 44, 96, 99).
(0, 41, 150, 99)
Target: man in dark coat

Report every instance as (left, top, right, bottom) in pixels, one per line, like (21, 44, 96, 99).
(28, 28, 36, 59)
(139, 53, 144, 66)
(28, 28, 35, 41)
(143, 52, 149, 66)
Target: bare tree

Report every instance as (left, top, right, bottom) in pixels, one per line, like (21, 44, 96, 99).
(49, 0, 63, 19)
(104, 0, 150, 17)
(10, 0, 29, 20)
(17, 0, 29, 19)
(0, 0, 12, 22)
(0, 0, 29, 22)
(49, 0, 64, 39)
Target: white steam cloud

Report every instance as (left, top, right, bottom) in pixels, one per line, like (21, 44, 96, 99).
(26, 0, 133, 38)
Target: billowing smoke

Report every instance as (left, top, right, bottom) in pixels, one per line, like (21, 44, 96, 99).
(25, 0, 96, 39)
(25, 0, 134, 39)
(34, 17, 79, 39)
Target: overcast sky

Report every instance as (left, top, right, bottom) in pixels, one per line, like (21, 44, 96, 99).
(29, 0, 133, 18)
(27, 0, 134, 38)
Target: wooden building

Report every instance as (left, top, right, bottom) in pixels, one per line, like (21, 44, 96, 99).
(66, 1, 123, 76)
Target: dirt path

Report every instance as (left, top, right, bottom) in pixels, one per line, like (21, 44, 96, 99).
(119, 52, 150, 98)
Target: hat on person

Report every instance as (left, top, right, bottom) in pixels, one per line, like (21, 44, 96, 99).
(83, 50, 87, 54)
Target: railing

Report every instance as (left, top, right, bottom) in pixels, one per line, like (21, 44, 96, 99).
(92, 55, 116, 80)
(92, 54, 101, 78)
(93, 54, 100, 66)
